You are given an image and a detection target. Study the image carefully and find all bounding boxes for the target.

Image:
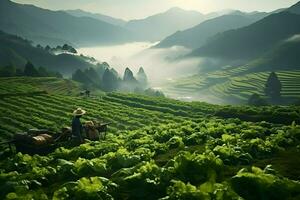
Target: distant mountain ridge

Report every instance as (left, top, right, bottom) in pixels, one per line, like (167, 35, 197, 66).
(287, 1, 300, 14)
(189, 11, 300, 64)
(65, 9, 127, 26)
(0, 0, 133, 46)
(155, 11, 268, 49)
(124, 7, 207, 41)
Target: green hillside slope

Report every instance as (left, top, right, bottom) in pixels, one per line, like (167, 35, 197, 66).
(0, 77, 82, 96)
(0, 78, 299, 199)
(190, 12, 300, 63)
(209, 70, 300, 102)
(0, 31, 94, 75)
(162, 69, 300, 104)
(245, 39, 300, 71)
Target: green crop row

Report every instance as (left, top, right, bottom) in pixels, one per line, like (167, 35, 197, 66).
(1, 117, 300, 199)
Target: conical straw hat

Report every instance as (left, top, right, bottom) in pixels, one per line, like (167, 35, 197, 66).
(73, 108, 86, 116)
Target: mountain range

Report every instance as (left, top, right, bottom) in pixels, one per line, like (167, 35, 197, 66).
(0, 0, 234, 46)
(189, 11, 300, 66)
(155, 11, 268, 49)
(124, 7, 206, 41)
(1, 0, 300, 75)
(0, 0, 133, 46)
(65, 9, 127, 26)
(66, 7, 222, 42)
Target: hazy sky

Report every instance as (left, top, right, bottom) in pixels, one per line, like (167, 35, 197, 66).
(12, 0, 299, 20)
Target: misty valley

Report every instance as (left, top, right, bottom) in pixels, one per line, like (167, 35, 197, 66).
(0, 0, 300, 199)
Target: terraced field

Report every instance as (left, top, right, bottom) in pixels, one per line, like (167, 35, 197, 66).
(162, 70, 300, 104)
(209, 70, 300, 102)
(1, 77, 299, 141)
(0, 78, 218, 141)
(0, 94, 195, 140)
(0, 77, 83, 96)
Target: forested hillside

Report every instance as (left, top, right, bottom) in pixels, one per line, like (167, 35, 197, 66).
(245, 38, 300, 71)
(0, 31, 94, 75)
(190, 12, 300, 63)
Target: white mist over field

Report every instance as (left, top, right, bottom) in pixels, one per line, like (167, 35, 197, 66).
(78, 42, 202, 86)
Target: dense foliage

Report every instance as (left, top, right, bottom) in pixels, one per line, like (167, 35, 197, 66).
(73, 65, 149, 93)
(0, 62, 62, 79)
(0, 78, 299, 199)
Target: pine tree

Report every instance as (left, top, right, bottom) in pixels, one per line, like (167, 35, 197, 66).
(264, 72, 282, 99)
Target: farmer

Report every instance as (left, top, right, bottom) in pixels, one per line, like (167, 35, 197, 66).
(72, 108, 86, 143)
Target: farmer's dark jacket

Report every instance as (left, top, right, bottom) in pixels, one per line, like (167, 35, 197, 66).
(72, 117, 82, 140)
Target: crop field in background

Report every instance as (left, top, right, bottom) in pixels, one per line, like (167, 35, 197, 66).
(162, 70, 300, 104)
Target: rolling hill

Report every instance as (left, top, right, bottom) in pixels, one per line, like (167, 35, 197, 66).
(0, 0, 133, 46)
(245, 37, 300, 72)
(65, 9, 127, 26)
(162, 33, 300, 104)
(189, 11, 300, 64)
(155, 12, 268, 49)
(0, 31, 94, 75)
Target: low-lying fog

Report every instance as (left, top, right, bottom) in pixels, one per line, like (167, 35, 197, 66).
(78, 42, 202, 86)
(77, 42, 224, 102)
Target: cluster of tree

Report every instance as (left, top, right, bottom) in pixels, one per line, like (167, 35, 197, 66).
(264, 72, 282, 100)
(72, 63, 150, 93)
(37, 43, 98, 64)
(120, 67, 148, 92)
(0, 61, 63, 78)
(37, 44, 77, 54)
(248, 72, 282, 106)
